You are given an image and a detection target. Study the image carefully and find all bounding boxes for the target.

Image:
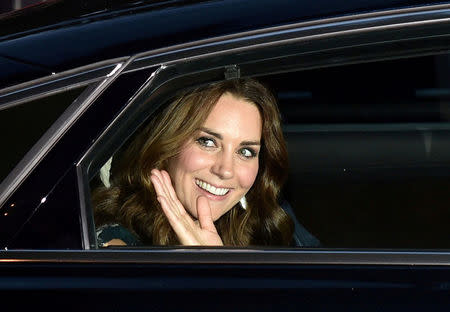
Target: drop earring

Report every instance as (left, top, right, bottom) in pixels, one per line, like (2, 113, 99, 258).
(239, 196, 247, 210)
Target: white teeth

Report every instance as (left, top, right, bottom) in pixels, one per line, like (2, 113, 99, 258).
(195, 179, 230, 196)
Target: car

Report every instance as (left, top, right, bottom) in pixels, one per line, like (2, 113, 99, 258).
(0, 0, 449, 310)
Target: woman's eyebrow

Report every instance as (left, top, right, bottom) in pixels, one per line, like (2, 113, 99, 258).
(240, 140, 261, 146)
(199, 127, 222, 139)
(200, 127, 260, 146)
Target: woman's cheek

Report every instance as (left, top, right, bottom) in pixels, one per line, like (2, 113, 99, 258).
(179, 145, 210, 171)
(238, 162, 259, 189)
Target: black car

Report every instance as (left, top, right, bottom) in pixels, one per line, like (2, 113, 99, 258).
(0, 0, 449, 310)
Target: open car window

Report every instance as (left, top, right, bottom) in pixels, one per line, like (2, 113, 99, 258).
(79, 5, 450, 250)
(84, 50, 450, 249)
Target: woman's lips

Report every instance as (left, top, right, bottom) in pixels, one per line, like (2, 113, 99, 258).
(195, 178, 230, 195)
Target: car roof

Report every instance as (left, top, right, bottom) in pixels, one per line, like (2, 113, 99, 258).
(0, 0, 446, 89)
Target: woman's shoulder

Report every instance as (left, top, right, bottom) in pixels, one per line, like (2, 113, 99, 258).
(280, 200, 321, 247)
(96, 223, 142, 247)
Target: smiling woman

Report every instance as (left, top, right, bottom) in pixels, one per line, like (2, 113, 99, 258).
(92, 78, 295, 247)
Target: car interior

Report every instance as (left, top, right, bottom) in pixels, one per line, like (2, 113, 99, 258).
(261, 53, 450, 248)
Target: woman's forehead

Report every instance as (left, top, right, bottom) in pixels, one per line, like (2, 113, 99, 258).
(202, 93, 262, 139)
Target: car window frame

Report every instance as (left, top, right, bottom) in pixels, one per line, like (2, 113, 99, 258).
(76, 3, 450, 265)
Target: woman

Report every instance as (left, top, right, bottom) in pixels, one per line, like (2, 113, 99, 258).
(93, 78, 294, 246)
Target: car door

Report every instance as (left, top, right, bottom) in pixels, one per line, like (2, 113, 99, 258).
(0, 2, 449, 311)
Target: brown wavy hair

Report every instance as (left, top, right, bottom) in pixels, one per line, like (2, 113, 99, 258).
(92, 78, 293, 246)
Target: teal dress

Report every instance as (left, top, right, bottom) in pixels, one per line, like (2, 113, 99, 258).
(96, 223, 142, 247)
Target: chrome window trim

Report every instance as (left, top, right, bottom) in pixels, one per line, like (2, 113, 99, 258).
(77, 134, 98, 251)
(0, 57, 128, 111)
(0, 249, 449, 265)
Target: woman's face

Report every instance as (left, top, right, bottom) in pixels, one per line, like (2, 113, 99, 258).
(168, 92, 262, 221)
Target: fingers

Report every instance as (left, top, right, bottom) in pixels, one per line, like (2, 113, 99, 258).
(150, 169, 183, 215)
(160, 170, 179, 206)
(156, 194, 191, 241)
(197, 196, 218, 233)
(103, 239, 127, 247)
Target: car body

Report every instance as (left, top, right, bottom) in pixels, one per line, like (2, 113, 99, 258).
(0, 0, 449, 310)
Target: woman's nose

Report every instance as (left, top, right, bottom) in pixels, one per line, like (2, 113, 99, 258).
(211, 150, 234, 179)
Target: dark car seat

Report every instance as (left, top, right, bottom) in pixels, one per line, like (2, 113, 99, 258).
(281, 200, 321, 247)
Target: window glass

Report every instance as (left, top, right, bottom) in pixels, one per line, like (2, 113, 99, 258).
(0, 87, 86, 184)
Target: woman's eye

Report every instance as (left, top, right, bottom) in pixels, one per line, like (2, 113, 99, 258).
(196, 137, 216, 148)
(239, 148, 256, 158)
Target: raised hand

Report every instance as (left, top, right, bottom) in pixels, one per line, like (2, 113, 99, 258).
(150, 169, 223, 246)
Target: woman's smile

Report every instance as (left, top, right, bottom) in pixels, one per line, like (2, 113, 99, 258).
(194, 178, 231, 197)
